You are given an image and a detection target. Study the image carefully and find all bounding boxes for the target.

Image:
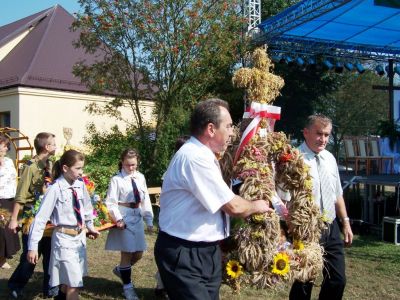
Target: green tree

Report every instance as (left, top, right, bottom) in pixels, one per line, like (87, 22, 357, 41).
(72, 0, 247, 183)
(317, 71, 389, 158)
(261, 0, 299, 19)
(257, 0, 335, 139)
(272, 64, 340, 140)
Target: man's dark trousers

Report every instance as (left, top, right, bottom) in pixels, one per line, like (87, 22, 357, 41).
(155, 231, 222, 300)
(289, 219, 346, 300)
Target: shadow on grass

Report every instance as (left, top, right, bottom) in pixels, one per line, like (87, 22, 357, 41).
(0, 274, 156, 300)
(0, 272, 47, 300)
(0, 279, 11, 300)
(346, 235, 400, 265)
(351, 234, 383, 247)
(82, 276, 156, 300)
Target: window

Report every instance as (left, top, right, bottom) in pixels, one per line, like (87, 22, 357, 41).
(0, 112, 11, 127)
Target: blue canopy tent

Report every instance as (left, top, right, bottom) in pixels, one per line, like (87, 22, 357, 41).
(254, 0, 400, 120)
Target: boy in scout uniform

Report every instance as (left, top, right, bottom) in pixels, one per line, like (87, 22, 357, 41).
(8, 132, 56, 299)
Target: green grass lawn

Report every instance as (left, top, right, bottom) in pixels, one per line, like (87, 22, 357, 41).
(1, 232, 399, 299)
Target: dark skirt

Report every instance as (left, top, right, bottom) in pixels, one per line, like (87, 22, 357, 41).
(0, 198, 20, 258)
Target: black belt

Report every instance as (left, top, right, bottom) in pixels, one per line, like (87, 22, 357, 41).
(118, 202, 140, 209)
(159, 230, 220, 247)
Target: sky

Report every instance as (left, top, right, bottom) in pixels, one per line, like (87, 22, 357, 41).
(0, 0, 81, 27)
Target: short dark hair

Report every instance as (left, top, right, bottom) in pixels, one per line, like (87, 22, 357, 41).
(304, 114, 332, 129)
(34, 132, 55, 154)
(118, 148, 140, 171)
(190, 98, 229, 137)
(0, 134, 10, 150)
(174, 135, 190, 152)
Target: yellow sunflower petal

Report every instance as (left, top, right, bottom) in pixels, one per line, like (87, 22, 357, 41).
(226, 260, 244, 279)
(271, 252, 290, 276)
(293, 239, 305, 251)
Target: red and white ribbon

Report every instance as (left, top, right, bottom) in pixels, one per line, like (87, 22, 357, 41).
(246, 102, 281, 119)
(234, 102, 281, 164)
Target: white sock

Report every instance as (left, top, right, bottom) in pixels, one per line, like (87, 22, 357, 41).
(123, 283, 133, 290)
(155, 272, 164, 289)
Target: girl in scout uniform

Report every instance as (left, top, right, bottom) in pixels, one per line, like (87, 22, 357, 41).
(105, 148, 153, 300)
(27, 150, 99, 300)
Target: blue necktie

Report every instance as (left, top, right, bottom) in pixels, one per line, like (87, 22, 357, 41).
(131, 178, 141, 203)
(70, 187, 83, 228)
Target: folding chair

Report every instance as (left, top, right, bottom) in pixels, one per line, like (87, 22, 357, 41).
(343, 137, 365, 175)
(357, 138, 380, 175)
(370, 138, 394, 174)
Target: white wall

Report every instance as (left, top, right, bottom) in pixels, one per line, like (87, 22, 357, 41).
(0, 87, 156, 159)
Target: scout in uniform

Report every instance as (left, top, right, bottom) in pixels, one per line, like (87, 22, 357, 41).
(8, 132, 56, 299)
(105, 148, 154, 300)
(27, 149, 99, 300)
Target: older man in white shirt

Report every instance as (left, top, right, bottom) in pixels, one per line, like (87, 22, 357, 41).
(154, 98, 270, 300)
(290, 114, 353, 300)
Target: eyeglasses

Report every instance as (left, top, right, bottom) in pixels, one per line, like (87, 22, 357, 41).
(123, 163, 138, 167)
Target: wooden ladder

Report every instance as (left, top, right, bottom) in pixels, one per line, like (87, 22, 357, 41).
(0, 127, 33, 175)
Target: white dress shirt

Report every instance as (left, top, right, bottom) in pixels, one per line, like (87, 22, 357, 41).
(28, 176, 95, 251)
(159, 137, 235, 242)
(299, 142, 342, 215)
(105, 170, 153, 227)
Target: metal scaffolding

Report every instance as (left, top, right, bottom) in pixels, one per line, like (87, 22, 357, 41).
(255, 0, 350, 39)
(243, 0, 261, 32)
(252, 0, 400, 62)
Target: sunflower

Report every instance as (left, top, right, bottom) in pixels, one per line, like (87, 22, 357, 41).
(293, 239, 305, 251)
(271, 252, 290, 276)
(251, 213, 265, 223)
(226, 260, 244, 279)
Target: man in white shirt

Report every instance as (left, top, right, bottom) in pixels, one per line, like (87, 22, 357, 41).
(289, 114, 353, 300)
(154, 98, 270, 300)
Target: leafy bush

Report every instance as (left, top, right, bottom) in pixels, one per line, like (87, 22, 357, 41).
(148, 105, 190, 183)
(83, 123, 139, 197)
(83, 104, 190, 196)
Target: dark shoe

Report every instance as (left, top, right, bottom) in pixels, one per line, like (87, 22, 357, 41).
(155, 288, 169, 299)
(113, 265, 122, 281)
(53, 290, 66, 300)
(9, 290, 22, 300)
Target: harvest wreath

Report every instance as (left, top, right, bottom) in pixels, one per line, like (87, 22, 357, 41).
(219, 48, 327, 291)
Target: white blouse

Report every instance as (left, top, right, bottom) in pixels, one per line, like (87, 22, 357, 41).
(28, 176, 95, 251)
(0, 157, 17, 199)
(105, 170, 153, 227)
